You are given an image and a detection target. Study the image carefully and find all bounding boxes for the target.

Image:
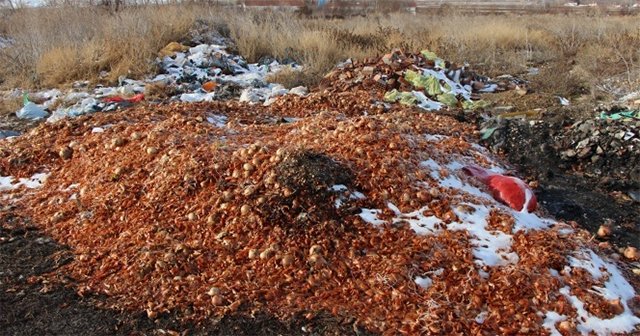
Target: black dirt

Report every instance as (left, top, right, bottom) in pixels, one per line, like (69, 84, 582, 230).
(481, 114, 640, 248)
(267, 150, 356, 229)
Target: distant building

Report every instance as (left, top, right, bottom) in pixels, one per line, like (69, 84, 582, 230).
(239, 0, 417, 14)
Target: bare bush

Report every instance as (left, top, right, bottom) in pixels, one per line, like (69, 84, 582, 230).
(0, 5, 639, 98)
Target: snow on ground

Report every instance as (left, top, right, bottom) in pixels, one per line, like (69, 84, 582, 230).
(358, 132, 639, 334)
(0, 173, 49, 191)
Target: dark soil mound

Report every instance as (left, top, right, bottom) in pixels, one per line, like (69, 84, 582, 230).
(482, 114, 640, 248)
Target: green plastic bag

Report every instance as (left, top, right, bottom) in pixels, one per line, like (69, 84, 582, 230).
(421, 50, 439, 61)
(405, 70, 432, 91)
(598, 111, 640, 120)
(437, 93, 458, 107)
(405, 70, 419, 82)
(406, 70, 446, 97)
(481, 126, 498, 140)
(425, 76, 442, 97)
(384, 89, 400, 103)
(462, 99, 491, 110)
(398, 92, 417, 106)
(23, 93, 30, 106)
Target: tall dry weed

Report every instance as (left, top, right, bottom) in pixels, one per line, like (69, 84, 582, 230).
(1, 4, 639, 98)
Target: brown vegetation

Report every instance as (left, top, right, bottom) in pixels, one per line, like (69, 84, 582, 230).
(0, 4, 639, 100)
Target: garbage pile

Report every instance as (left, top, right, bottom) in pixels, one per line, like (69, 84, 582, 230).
(1, 100, 638, 335)
(6, 41, 305, 124)
(261, 49, 523, 120)
(317, 49, 522, 111)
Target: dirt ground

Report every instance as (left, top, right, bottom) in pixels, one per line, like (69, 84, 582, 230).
(0, 215, 371, 336)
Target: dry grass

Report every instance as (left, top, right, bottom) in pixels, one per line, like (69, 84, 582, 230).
(0, 96, 22, 116)
(0, 5, 202, 88)
(265, 67, 317, 89)
(1, 5, 639, 99)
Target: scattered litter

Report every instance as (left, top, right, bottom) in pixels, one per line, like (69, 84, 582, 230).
(557, 96, 570, 106)
(16, 94, 48, 120)
(47, 97, 100, 123)
(321, 49, 515, 112)
(289, 86, 308, 97)
(0, 130, 20, 139)
(102, 93, 144, 104)
(10, 42, 303, 123)
(599, 110, 640, 121)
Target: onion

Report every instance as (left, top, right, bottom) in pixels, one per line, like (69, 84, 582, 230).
(59, 147, 73, 160)
(211, 295, 224, 306)
(623, 247, 639, 260)
(597, 225, 611, 238)
(282, 254, 294, 266)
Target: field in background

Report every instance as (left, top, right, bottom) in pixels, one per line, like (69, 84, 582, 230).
(0, 4, 639, 100)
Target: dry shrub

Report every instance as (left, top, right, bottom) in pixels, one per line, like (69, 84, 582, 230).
(1, 5, 640, 97)
(531, 62, 588, 98)
(266, 67, 316, 89)
(0, 4, 197, 88)
(0, 97, 22, 116)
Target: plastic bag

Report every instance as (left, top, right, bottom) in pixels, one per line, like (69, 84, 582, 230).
(398, 92, 417, 106)
(16, 93, 48, 120)
(437, 93, 458, 107)
(384, 90, 401, 103)
(421, 50, 439, 61)
(462, 99, 491, 110)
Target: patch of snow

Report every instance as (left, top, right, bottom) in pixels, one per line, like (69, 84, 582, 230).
(542, 311, 566, 336)
(449, 204, 519, 267)
(332, 185, 366, 209)
(558, 249, 640, 334)
(359, 209, 385, 226)
(0, 172, 49, 191)
(388, 203, 440, 235)
(419, 158, 486, 198)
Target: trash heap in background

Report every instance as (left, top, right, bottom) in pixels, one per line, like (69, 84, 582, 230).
(8, 46, 527, 127)
(10, 41, 305, 123)
(319, 49, 522, 111)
